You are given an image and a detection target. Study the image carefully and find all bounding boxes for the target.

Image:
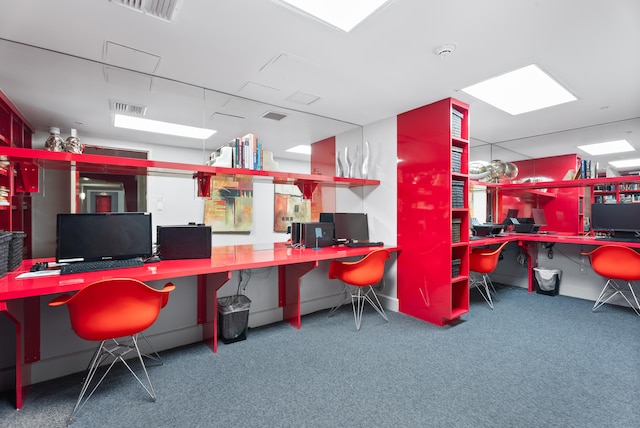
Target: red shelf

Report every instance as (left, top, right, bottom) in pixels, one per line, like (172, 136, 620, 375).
(0, 147, 379, 190)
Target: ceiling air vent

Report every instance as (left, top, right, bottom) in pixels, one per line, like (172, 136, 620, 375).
(110, 0, 183, 22)
(110, 100, 148, 116)
(261, 111, 288, 121)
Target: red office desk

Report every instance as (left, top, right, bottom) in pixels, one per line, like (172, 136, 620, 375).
(469, 232, 640, 292)
(0, 243, 398, 409)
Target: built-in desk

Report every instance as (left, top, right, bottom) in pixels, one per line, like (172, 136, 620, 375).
(0, 243, 399, 409)
(470, 232, 640, 292)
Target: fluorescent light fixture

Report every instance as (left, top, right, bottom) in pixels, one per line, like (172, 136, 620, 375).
(609, 158, 640, 169)
(114, 114, 216, 139)
(276, 0, 390, 32)
(577, 140, 634, 156)
(286, 145, 311, 155)
(461, 64, 577, 115)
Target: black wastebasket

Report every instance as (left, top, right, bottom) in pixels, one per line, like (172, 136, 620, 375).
(534, 267, 562, 296)
(217, 295, 251, 343)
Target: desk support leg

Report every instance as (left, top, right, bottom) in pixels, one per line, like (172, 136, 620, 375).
(278, 261, 317, 329)
(0, 297, 39, 410)
(519, 241, 538, 292)
(198, 272, 231, 354)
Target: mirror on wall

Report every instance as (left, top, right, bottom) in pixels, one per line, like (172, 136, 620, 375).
(0, 38, 365, 213)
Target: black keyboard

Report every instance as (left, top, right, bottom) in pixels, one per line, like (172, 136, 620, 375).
(345, 241, 384, 248)
(596, 236, 640, 243)
(60, 258, 144, 275)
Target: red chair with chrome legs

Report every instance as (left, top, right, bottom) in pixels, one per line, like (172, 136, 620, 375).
(581, 245, 640, 316)
(469, 241, 509, 309)
(328, 249, 390, 331)
(48, 278, 175, 423)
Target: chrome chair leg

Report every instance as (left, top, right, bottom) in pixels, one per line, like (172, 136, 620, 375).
(351, 287, 365, 331)
(68, 334, 156, 424)
(470, 272, 494, 309)
(328, 283, 350, 317)
(592, 279, 640, 316)
(349, 285, 388, 331)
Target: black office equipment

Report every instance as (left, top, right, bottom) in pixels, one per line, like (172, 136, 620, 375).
(532, 208, 548, 227)
(59, 258, 144, 275)
(511, 217, 540, 233)
(157, 224, 212, 260)
(333, 213, 370, 243)
(319, 212, 334, 223)
(591, 203, 640, 234)
(502, 209, 519, 226)
(56, 212, 152, 263)
(300, 222, 335, 248)
(345, 241, 384, 248)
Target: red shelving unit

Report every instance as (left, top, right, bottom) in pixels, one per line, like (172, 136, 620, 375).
(495, 154, 584, 234)
(0, 90, 34, 256)
(397, 97, 470, 326)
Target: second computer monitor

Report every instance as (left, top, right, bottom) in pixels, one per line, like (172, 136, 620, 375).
(333, 212, 370, 242)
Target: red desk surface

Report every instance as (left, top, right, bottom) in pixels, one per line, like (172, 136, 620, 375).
(469, 232, 640, 248)
(0, 243, 399, 302)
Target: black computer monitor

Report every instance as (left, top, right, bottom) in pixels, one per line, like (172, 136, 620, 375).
(591, 203, 640, 233)
(532, 208, 547, 226)
(301, 222, 335, 248)
(333, 213, 370, 242)
(502, 209, 519, 225)
(56, 212, 153, 263)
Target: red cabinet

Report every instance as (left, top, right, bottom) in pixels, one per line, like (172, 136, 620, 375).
(397, 98, 470, 326)
(0, 91, 34, 256)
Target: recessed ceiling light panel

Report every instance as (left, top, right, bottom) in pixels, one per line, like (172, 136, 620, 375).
(577, 140, 634, 156)
(286, 145, 311, 155)
(275, 0, 391, 32)
(461, 64, 577, 115)
(609, 158, 640, 169)
(114, 114, 216, 139)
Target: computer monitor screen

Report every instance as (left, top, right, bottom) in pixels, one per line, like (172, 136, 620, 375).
(333, 213, 369, 242)
(503, 209, 519, 225)
(56, 212, 153, 263)
(302, 222, 335, 248)
(532, 208, 547, 226)
(591, 203, 640, 232)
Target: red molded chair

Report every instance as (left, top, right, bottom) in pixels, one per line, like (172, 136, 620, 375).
(581, 245, 640, 316)
(48, 278, 175, 422)
(328, 249, 390, 331)
(469, 241, 509, 309)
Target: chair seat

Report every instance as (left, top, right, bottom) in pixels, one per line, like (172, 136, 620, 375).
(469, 241, 508, 309)
(328, 249, 390, 330)
(581, 245, 640, 316)
(48, 278, 175, 423)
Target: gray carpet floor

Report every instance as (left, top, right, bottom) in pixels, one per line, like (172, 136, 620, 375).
(1, 285, 639, 427)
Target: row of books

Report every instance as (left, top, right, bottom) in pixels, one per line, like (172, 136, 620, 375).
(576, 159, 599, 179)
(228, 133, 263, 170)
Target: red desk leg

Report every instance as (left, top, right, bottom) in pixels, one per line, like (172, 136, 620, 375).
(197, 272, 231, 354)
(278, 261, 318, 329)
(1, 297, 39, 410)
(519, 240, 539, 292)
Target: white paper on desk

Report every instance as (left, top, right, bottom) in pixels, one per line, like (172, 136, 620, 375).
(16, 270, 61, 279)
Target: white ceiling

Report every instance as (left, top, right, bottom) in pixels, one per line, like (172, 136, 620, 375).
(0, 0, 639, 169)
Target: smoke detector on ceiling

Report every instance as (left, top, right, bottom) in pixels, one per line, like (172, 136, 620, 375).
(110, 0, 183, 22)
(435, 43, 457, 58)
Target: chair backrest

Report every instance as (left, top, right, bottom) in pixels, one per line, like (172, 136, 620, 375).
(469, 241, 508, 274)
(328, 249, 390, 287)
(49, 278, 175, 341)
(583, 245, 640, 281)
